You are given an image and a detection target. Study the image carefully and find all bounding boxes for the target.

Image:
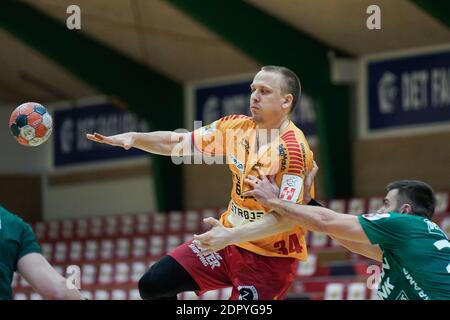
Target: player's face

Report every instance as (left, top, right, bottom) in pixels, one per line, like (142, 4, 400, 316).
(378, 189, 410, 214)
(250, 71, 291, 125)
(378, 189, 399, 213)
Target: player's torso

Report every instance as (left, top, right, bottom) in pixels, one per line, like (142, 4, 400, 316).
(378, 217, 450, 300)
(219, 119, 313, 259)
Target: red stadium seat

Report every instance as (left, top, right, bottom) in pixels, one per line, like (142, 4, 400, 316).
(94, 289, 110, 300)
(309, 232, 329, 248)
(131, 261, 147, 283)
(435, 192, 449, 214)
(152, 214, 167, 234)
(115, 238, 131, 259)
(34, 221, 46, 241)
(328, 199, 346, 214)
(85, 240, 99, 261)
(368, 197, 383, 213)
(98, 263, 114, 285)
(149, 235, 164, 258)
(296, 253, 317, 277)
(168, 211, 183, 233)
(120, 216, 135, 236)
(185, 210, 201, 232)
(132, 237, 147, 258)
(136, 214, 151, 234)
(14, 292, 28, 300)
(348, 198, 366, 215)
(105, 216, 119, 237)
(100, 239, 114, 260)
(30, 292, 43, 300)
(166, 235, 182, 252)
(48, 220, 61, 240)
(346, 282, 367, 300)
(81, 263, 97, 286)
(324, 282, 345, 300)
(180, 291, 199, 300)
(54, 241, 68, 263)
(128, 288, 141, 300)
(90, 217, 104, 238)
(440, 217, 450, 237)
(115, 262, 130, 284)
(41, 242, 53, 261)
(62, 220, 75, 239)
(76, 219, 89, 239)
(69, 241, 83, 262)
(81, 290, 93, 300)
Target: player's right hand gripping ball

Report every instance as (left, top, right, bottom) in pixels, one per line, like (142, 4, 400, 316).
(9, 102, 53, 146)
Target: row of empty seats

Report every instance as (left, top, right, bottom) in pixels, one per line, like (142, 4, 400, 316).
(38, 234, 193, 263)
(13, 192, 449, 300)
(13, 260, 153, 289)
(33, 209, 224, 241)
(15, 281, 376, 300)
(35, 231, 381, 265)
(14, 286, 234, 301)
(290, 279, 379, 300)
(34, 218, 450, 266)
(32, 192, 449, 242)
(14, 251, 369, 289)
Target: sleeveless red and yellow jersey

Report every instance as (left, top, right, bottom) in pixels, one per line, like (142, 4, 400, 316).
(191, 115, 314, 260)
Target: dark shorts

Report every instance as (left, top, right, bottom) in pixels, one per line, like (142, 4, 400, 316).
(168, 240, 298, 300)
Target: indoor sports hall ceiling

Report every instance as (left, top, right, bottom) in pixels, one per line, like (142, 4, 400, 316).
(0, 0, 449, 106)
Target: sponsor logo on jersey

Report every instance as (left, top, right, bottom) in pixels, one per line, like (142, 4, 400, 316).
(278, 144, 288, 172)
(424, 219, 447, 237)
(362, 213, 391, 221)
(227, 200, 265, 226)
(279, 174, 303, 202)
(230, 155, 244, 173)
(238, 285, 258, 300)
(240, 138, 249, 154)
(396, 290, 409, 300)
(402, 268, 430, 300)
(377, 276, 394, 300)
(199, 121, 218, 136)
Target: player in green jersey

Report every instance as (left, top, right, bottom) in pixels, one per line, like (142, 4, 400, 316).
(0, 205, 85, 300)
(204, 164, 450, 300)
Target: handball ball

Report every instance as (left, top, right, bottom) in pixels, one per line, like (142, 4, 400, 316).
(9, 102, 53, 146)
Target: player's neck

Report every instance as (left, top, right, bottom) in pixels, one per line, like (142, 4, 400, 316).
(256, 117, 289, 131)
(255, 117, 289, 151)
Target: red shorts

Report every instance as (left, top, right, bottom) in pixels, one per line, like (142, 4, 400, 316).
(168, 240, 298, 300)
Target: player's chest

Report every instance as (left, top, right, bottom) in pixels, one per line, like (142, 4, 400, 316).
(227, 137, 281, 177)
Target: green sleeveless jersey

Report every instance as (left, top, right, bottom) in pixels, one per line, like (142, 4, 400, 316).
(0, 206, 41, 300)
(359, 212, 450, 300)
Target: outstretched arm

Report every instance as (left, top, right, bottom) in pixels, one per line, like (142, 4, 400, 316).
(86, 131, 192, 156)
(247, 180, 371, 244)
